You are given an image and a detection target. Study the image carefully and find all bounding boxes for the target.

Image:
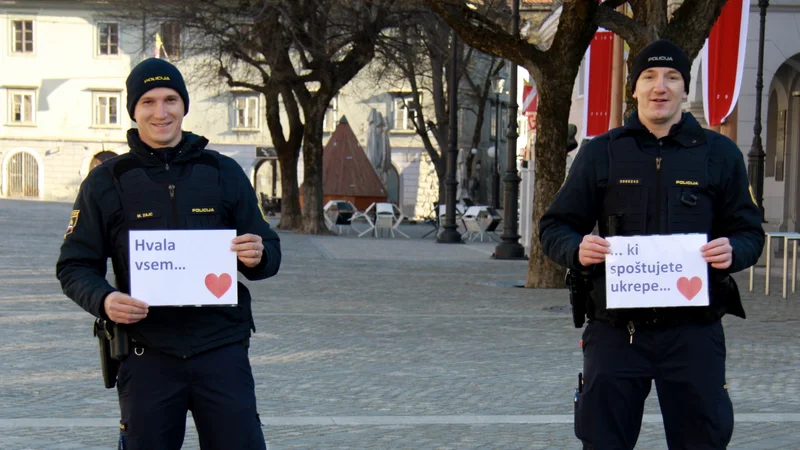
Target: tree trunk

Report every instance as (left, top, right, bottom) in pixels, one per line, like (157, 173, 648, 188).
(300, 115, 328, 234)
(525, 76, 574, 288)
(264, 85, 304, 230)
(276, 149, 302, 230)
(623, 38, 650, 118)
(438, 175, 446, 206)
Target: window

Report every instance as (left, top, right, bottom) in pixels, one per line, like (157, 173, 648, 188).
(322, 96, 338, 132)
(234, 95, 259, 129)
(392, 95, 415, 131)
(160, 22, 181, 59)
(98, 23, 119, 56)
(9, 90, 35, 124)
(93, 92, 120, 127)
(12, 20, 34, 53)
(490, 103, 507, 141)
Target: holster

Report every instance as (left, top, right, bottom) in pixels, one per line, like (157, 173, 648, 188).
(716, 275, 746, 319)
(566, 269, 590, 328)
(93, 319, 129, 389)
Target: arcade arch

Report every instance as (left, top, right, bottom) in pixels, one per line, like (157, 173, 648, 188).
(2, 148, 43, 199)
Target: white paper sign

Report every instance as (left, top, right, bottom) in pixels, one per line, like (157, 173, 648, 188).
(605, 234, 709, 309)
(129, 229, 238, 306)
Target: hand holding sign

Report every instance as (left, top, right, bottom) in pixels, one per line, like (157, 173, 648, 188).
(579, 235, 611, 266)
(104, 291, 149, 324)
(701, 237, 733, 269)
(231, 233, 264, 268)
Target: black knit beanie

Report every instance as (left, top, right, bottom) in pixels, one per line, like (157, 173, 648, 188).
(125, 58, 190, 120)
(631, 39, 691, 94)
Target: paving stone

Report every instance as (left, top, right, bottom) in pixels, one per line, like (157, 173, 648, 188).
(1, 198, 799, 449)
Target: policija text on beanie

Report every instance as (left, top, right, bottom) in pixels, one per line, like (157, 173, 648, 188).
(125, 58, 190, 120)
(630, 39, 691, 94)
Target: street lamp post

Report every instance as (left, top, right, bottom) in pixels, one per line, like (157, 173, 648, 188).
(494, 0, 526, 260)
(490, 75, 505, 210)
(438, 29, 462, 244)
(747, 0, 769, 222)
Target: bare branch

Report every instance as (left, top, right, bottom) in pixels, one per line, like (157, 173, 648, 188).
(423, 0, 545, 68)
(664, 0, 729, 60)
(595, 3, 648, 48)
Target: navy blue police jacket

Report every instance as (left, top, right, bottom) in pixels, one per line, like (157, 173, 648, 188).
(539, 112, 764, 323)
(56, 130, 281, 358)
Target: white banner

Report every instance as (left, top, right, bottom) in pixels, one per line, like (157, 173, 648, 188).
(605, 234, 709, 309)
(129, 229, 238, 306)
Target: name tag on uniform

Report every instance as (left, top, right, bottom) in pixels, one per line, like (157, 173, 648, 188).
(605, 234, 709, 308)
(129, 229, 238, 306)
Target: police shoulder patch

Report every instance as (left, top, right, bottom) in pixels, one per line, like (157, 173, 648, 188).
(749, 185, 757, 206)
(64, 210, 80, 238)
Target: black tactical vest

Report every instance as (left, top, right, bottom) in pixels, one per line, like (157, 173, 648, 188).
(590, 131, 741, 324)
(601, 134, 713, 237)
(108, 152, 227, 292)
(105, 152, 252, 354)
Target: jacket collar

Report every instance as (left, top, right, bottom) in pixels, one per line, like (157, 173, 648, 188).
(126, 129, 209, 166)
(622, 111, 706, 147)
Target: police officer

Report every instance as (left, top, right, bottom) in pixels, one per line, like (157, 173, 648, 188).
(539, 40, 764, 449)
(56, 58, 280, 449)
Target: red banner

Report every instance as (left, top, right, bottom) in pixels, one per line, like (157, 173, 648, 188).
(584, 31, 614, 138)
(522, 85, 538, 115)
(703, 0, 748, 127)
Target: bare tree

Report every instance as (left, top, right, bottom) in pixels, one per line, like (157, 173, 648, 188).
(595, 0, 729, 113)
(426, 0, 727, 288)
(106, 0, 407, 233)
(373, 10, 504, 205)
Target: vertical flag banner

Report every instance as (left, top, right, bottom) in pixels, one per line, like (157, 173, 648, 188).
(583, 30, 615, 138)
(522, 82, 538, 131)
(702, 0, 748, 127)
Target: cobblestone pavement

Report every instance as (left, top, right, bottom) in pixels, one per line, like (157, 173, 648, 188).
(1, 198, 799, 449)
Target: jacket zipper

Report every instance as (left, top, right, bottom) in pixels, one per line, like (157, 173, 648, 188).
(168, 184, 178, 229)
(627, 321, 635, 344)
(655, 156, 662, 233)
(653, 155, 663, 321)
(167, 182, 187, 357)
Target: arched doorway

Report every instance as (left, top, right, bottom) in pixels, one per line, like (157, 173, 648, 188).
(90, 151, 119, 171)
(384, 164, 400, 205)
(254, 159, 281, 215)
(3, 149, 40, 198)
(765, 53, 800, 231)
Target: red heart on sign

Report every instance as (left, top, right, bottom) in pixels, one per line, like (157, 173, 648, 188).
(676, 276, 702, 300)
(205, 273, 232, 299)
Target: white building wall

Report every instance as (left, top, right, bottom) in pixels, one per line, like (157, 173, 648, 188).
(0, 6, 139, 201)
(736, 4, 800, 226)
(0, 2, 519, 218)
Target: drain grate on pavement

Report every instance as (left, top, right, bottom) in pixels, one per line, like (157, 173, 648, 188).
(472, 280, 526, 288)
(543, 305, 572, 314)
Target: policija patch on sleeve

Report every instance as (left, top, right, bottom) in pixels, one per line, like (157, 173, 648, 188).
(64, 210, 80, 239)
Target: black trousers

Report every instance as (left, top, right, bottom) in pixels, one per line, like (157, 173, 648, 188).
(117, 342, 266, 450)
(574, 320, 733, 449)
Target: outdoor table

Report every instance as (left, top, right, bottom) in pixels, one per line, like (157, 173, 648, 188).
(749, 231, 800, 298)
